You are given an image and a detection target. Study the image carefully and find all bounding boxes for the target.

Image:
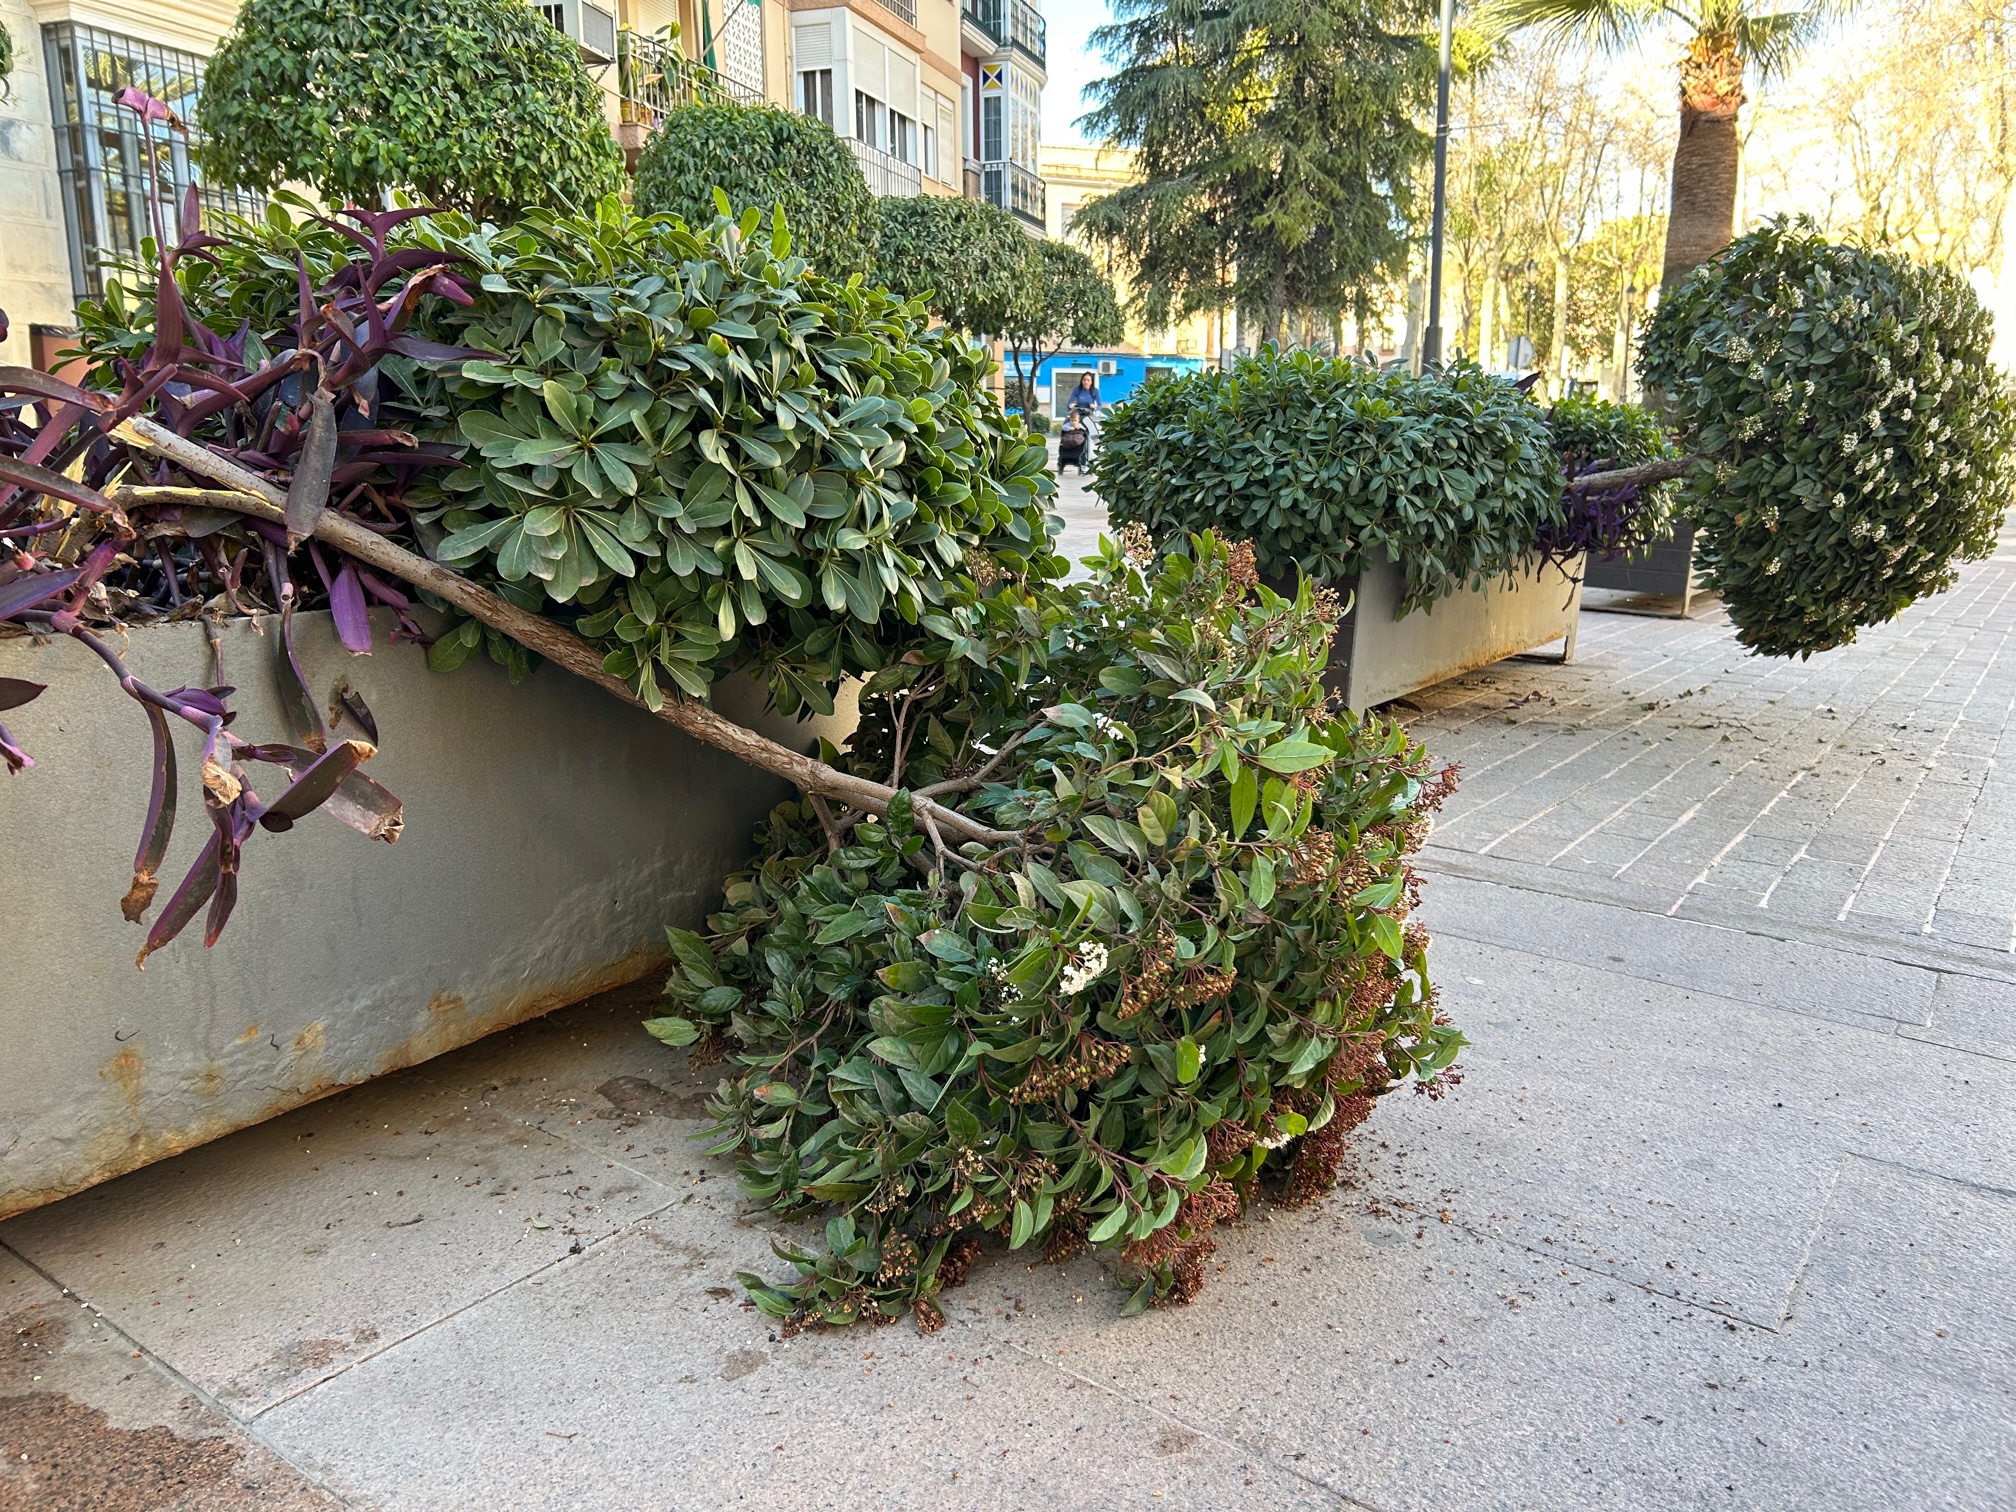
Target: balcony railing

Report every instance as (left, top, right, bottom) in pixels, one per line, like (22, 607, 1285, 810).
(961, 0, 1044, 64)
(980, 160, 1045, 229)
(961, 0, 1004, 45)
(617, 28, 761, 132)
(871, 0, 918, 25)
(849, 137, 924, 198)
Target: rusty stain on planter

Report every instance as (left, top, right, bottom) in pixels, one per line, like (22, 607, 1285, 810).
(2, 948, 666, 1223)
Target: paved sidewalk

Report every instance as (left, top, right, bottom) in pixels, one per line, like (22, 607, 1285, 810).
(6, 530, 2016, 1511)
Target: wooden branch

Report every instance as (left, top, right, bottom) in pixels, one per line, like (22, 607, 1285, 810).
(1562, 455, 1701, 492)
(108, 417, 1021, 848)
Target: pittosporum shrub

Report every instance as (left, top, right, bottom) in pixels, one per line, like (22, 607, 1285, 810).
(1094, 350, 1564, 612)
(1640, 218, 2016, 658)
(651, 535, 1465, 1327)
(632, 104, 880, 281)
(78, 198, 1055, 717)
(1535, 394, 1680, 567)
(195, 0, 623, 220)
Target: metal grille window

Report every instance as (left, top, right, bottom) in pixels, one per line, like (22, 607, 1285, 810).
(42, 23, 262, 302)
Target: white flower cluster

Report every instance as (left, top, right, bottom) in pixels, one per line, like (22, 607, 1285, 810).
(1764, 557, 1783, 576)
(986, 958, 1022, 1002)
(1726, 336, 1754, 363)
(1737, 414, 1763, 441)
(1059, 941, 1110, 996)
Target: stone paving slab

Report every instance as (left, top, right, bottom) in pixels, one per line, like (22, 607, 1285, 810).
(0, 1251, 342, 1511)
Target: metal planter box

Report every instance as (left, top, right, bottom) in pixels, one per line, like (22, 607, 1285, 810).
(0, 612, 853, 1219)
(1583, 520, 1701, 616)
(1315, 553, 1582, 712)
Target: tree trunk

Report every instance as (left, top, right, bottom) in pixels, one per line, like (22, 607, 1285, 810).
(1479, 258, 1499, 371)
(1550, 254, 1571, 398)
(1660, 34, 1745, 294)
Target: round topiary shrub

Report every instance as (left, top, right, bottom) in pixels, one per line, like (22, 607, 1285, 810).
(1095, 350, 1563, 612)
(874, 193, 1030, 336)
(1640, 219, 2016, 658)
(632, 104, 880, 280)
(652, 535, 1464, 1325)
(1536, 394, 1680, 567)
(195, 0, 623, 220)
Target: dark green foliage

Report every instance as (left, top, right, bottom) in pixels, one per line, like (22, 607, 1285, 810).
(80, 196, 1054, 716)
(1095, 349, 1563, 611)
(1641, 219, 2016, 658)
(1000, 240, 1128, 396)
(652, 535, 1462, 1324)
(195, 0, 622, 220)
(1540, 395, 1679, 563)
(873, 195, 1030, 335)
(1076, 0, 1432, 337)
(0, 23, 14, 94)
(633, 104, 879, 280)
(409, 200, 1054, 714)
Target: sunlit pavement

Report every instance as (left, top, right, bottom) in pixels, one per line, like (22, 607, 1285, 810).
(5, 500, 2014, 1511)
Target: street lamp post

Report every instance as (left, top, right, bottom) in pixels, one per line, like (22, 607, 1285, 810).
(1420, 0, 1455, 371)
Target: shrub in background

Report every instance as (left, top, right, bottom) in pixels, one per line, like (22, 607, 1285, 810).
(1641, 218, 2016, 658)
(196, 0, 622, 220)
(654, 535, 1463, 1325)
(1536, 394, 1680, 568)
(633, 104, 880, 280)
(1096, 350, 1563, 611)
(874, 194, 1030, 337)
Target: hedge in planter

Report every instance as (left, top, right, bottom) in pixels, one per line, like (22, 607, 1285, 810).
(1094, 350, 1563, 611)
(632, 104, 880, 281)
(1640, 219, 2016, 658)
(1536, 394, 1680, 568)
(653, 535, 1464, 1325)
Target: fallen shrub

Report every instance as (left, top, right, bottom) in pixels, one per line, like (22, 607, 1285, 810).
(652, 535, 1464, 1326)
(1094, 350, 1563, 612)
(1639, 218, 2016, 657)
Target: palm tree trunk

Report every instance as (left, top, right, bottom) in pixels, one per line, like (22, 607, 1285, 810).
(1660, 34, 1745, 293)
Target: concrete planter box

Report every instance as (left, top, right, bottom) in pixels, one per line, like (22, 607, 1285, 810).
(1299, 553, 1582, 712)
(1583, 520, 1702, 616)
(0, 611, 853, 1219)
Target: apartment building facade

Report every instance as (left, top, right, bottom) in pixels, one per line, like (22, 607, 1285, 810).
(0, 0, 1044, 368)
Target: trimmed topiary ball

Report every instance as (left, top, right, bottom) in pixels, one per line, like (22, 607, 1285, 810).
(1640, 219, 2016, 658)
(632, 103, 879, 280)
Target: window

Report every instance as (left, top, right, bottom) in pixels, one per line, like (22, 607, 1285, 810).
(1061, 201, 1082, 234)
(890, 110, 915, 166)
(980, 93, 1003, 161)
(799, 68, 834, 127)
(922, 123, 938, 181)
(855, 90, 883, 151)
(42, 22, 262, 302)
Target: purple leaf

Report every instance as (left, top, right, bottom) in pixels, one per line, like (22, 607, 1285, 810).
(0, 567, 85, 622)
(334, 680, 379, 743)
(263, 540, 326, 753)
(122, 700, 179, 922)
(329, 562, 373, 654)
(387, 334, 491, 363)
(255, 738, 374, 832)
(161, 686, 230, 718)
(0, 677, 46, 712)
(203, 797, 243, 948)
(356, 569, 411, 611)
(0, 457, 118, 516)
(270, 745, 403, 841)
(113, 86, 182, 126)
(0, 718, 30, 775)
(0, 365, 107, 411)
(284, 393, 338, 547)
(136, 830, 221, 967)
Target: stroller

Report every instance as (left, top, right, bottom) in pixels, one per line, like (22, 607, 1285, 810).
(1056, 405, 1093, 474)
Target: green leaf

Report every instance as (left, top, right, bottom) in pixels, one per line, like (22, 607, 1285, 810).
(1009, 1199, 1035, 1250)
(1257, 738, 1333, 774)
(641, 1016, 700, 1047)
(1175, 1037, 1201, 1085)
(1369, 914, 1405, 959)
(1229, 763, 1257, 838)
(1087, 1205, 1130, 1245)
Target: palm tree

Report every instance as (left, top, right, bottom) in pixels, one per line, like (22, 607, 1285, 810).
(1494, 0, 1838, 292)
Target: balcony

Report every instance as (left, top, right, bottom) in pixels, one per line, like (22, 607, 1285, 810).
(616, 28, 761, 138)
(979, 159, 1045, 231)
(960, 0, 1044, 67)
(871, 0, 918, 24)
(849, 137, 924, 198)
